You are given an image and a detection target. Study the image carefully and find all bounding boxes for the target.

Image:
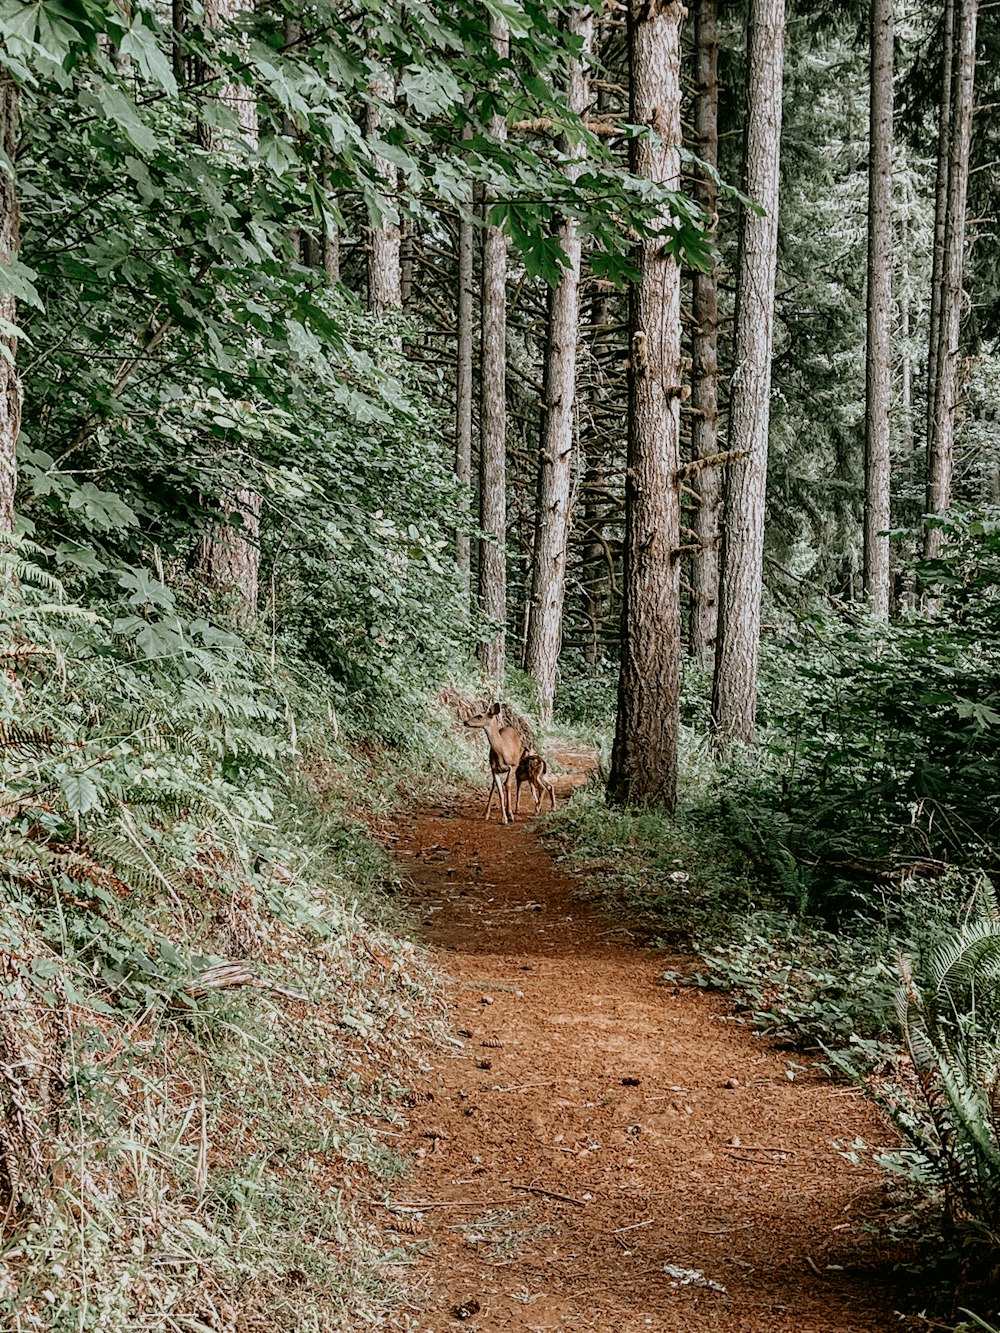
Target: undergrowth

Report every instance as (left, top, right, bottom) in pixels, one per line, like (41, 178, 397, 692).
(0, 539, 481, 1331)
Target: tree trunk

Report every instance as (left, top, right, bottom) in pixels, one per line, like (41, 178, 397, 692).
(455, 128, 474, 605)
(925, 0, 955, 508)
(607, 0, 685, 810)
(925, 0, 977, 563)
(366, 74, 402, 333)
(477, 17, 510, 682)
(0, 74, 19, 537)
(689, 0, 722, 665)
(193, 0, 260, 613)
(710, 0, 784, 745)
(524, 10, 593, 724)
(863, 0, 894, 619)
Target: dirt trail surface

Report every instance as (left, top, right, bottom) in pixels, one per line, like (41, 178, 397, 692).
(384, 748, 917, 1332)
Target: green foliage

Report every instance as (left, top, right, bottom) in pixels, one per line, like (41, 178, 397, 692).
(831, 884, 1000, 1250)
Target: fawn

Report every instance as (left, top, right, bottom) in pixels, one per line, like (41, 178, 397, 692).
(515, 751, 556, 815)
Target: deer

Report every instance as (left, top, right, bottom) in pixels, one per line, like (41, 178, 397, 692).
(515, 751, 556, 816)
(463, 702, 524, 825)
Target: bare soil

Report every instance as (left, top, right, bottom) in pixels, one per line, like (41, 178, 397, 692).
(383, 748, 926, 1332)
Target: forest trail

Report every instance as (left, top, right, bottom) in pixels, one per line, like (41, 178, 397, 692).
(384, 748, 918, 1332)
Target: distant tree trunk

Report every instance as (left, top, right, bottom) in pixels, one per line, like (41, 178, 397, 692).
(607, 0, 685, 810)
(900, 203, 913, 462)
(172, 0, 187, 84)
(925, 0, 955, 503)
(366, 73, 402, 334)
(689, 0, 722, 664)
(400, 218, 415, 313)
(455, 131, 474, 605)
(863, 0, 894, 619)
(477, 17, 510, 682)
(525, 9, 593, 723)
(193, 0, 260, 613)
(925, 0, 977, 563)
(711, 0, 784, 745)
(0, 74, 19, 536)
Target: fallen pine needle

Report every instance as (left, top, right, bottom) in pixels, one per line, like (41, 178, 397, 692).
(612, 1218, 653, 1234)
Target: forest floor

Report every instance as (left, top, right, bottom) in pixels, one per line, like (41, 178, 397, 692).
(381, 745, 929, 1332)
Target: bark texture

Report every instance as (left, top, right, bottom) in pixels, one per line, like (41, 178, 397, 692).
(863, 0, 894, 619)
(711, 0, 784, 745)
(455, 130, 474, 604)
(607, 0, 685, 809)
(0, 74, 20, 537)
(524, 10, 593, 723)
(366, 73, 403, 332)
(193, 0, 260, 612)
(926, 0, 955, 497)
(477, 17, 510, 682)
(925, 0, 978, 563)
(689, 0, 721, 664)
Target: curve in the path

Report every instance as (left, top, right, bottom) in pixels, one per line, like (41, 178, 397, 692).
(384, 751, 917, 1332)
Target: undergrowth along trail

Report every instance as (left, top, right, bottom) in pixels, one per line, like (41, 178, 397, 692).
(384, 746, 921, 1332)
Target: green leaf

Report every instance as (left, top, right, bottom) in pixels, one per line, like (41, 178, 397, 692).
(60, 771, 101, 816)
(119, 18, 177, 97)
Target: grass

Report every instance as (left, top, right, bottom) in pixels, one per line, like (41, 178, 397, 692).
(0, 670, 501, 1332)
(542, 726, 973, 1061)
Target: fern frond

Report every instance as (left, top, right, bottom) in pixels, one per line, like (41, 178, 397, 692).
(0, 723, 59, 758)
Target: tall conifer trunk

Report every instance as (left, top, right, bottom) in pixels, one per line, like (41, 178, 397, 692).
(711, 0, 784, 745)
(926, 0, 955, 503)
(477, 17, 510, 682)
(0, 73, 19, 536)
(366, 74, 403, 337)
(863, 0, 894, 618)
(689, 0, 721, 664)
(455, 127, 474, 605)
(607, 0, 685, 810)
(925, 0, 978, 563)
(524, 10, 593, 723)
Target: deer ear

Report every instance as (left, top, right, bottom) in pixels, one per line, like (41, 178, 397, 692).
(489, 703, 501, 716)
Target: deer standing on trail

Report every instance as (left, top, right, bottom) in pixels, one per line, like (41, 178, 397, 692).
(463, 703, 524, 824)
(515, 752, 556, 815)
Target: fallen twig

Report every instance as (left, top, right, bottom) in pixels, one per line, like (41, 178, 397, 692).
(612, 1218, 653, 1234)
(371, 1198, 521, 1212)
(511, 1184, 586, 1206)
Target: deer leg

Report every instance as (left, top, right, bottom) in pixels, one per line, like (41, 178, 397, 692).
(491, 769, 508, 823)
(502, 769, 515, 824)
(544, 773, 556, 810)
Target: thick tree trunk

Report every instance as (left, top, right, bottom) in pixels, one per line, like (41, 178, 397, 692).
(863, 0, 894, 619)
(366, 74, 402, 333)
(607, 0, 685, 810)
(524, 10, 593, 723)
(477, 17, 510, 682)
(925, 0, 977, 563)
(193, 0, 260, 613)
(455, 135, 474, 604)
(193, 490, 262, 612)
(689, 0, 721, 665)
(711, 0, 784, 745)
(0, 75, 19, 537)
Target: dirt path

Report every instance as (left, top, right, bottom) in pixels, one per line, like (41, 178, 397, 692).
(384, 750, 919, 1332)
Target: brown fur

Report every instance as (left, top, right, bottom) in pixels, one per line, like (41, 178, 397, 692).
(515, 751, 556, 816)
